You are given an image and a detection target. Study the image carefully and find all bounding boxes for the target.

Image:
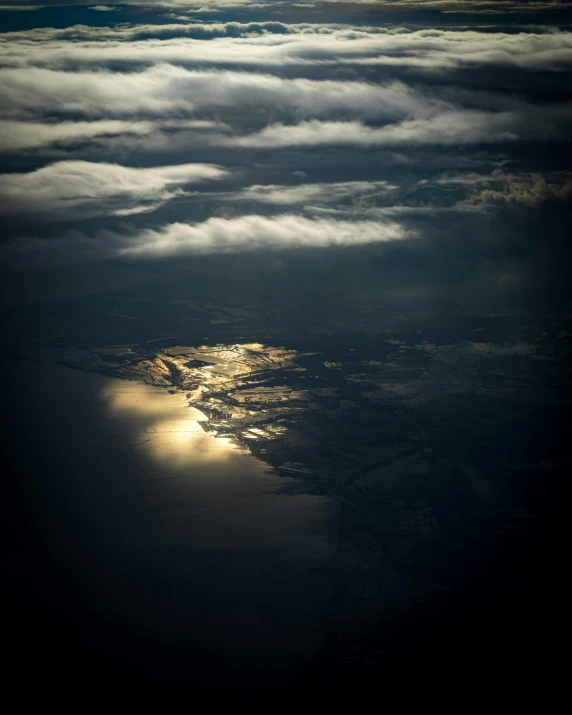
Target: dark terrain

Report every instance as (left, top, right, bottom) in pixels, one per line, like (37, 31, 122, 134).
(2, 258, 568, 704)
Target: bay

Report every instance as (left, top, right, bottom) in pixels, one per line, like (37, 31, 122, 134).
(4, 362, 338, 695)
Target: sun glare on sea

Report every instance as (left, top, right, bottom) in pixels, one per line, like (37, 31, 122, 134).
(99, 378, 240, 468)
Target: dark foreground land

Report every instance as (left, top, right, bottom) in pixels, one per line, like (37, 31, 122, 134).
(1, 270, 568, 705)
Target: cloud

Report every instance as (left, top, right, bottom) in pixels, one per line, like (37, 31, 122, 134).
(0, 65, 450, 120)
(3, 60, 570, 156)
(458, 169, 572, 205)
(88, 4, 116, 10)
(0, 118, 224, 151)
(214, 107, 570, 148)
(0, 5, 570, 309)
(2, 214, 411, 267)
(0, 22, 570, 161)
(377, 0, 572, 11)
(0, 160, 229, 220)
(119, 214, 410, 257)
(0, 119, 157, 151)
(1, 1, 569, 12)
(230, 180, 397, 205)
(0, 21, 293, 43)
(1, 23, 571, 74)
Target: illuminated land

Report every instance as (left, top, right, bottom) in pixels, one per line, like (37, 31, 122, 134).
(16, 304, 570, 676)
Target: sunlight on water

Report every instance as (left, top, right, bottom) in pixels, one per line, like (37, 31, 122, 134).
(7, 362, 338, 679)
(96, 374, 338, 556)
(100, 379, 240, 468)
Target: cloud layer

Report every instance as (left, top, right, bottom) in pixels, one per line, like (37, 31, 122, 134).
(2, 214, 411, 267)
(2, 23, 571, 73)
(0, 9, 570, 282)
(1, 23, 571, 157)
(0, 160, 228, 219)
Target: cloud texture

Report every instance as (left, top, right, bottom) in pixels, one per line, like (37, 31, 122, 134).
(0, 6, 570, 278)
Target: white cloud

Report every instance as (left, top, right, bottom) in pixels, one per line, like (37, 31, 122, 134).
(231, 180, 397, 205)
(0, 118, 223, 151)
(0, 160, 229, 219)
(0, 23, 570, 159)
(119, 214, 409, 257)
(216, 113, 520, 148)
(0, 119, 156, 151)
(88, 5, 117, 11)
(0, 12, 570, 276)
(4, 60, 568, 154)
(211, 100, 572, 148)
(0, 21, 292, 43)
(2, 214, 411, 267)
(1, 24, 571, 73)
(0, 65, 446, 120)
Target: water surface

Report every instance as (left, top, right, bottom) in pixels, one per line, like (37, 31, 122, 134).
(6, 362, 338, 692)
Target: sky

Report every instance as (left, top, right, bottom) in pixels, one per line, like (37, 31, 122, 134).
(1, 0, 571, 310)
